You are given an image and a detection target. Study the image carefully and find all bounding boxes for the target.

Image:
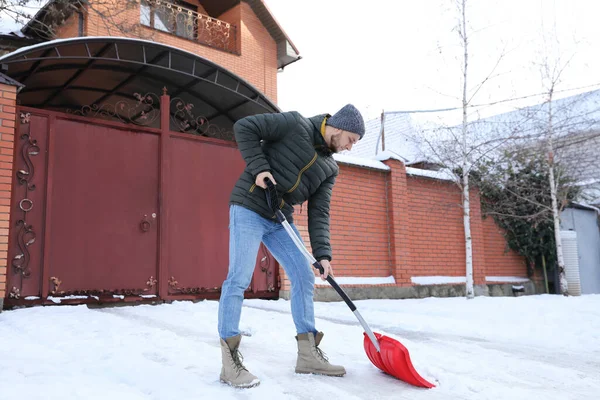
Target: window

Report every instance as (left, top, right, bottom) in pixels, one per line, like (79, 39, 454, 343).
(140, 0, 197, 41)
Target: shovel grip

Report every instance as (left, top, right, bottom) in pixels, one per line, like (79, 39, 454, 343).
(264, 178, 285, 223)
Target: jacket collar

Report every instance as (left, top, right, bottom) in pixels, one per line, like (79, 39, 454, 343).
(308, 114, 332, 155)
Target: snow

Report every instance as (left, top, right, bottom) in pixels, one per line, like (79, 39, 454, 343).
(315, 276, 396, 285)
(334, 151, 457, 181)
(405, 166, 456, 182)
(574, 177, 600, 186)
(411, 276, 466, 285)
(47, 295, 88, 304)
(485, 276, 530, 283)
(1, 295, 599, 399)
(373, 150, 406, 162)
(333, 153, 390, 171)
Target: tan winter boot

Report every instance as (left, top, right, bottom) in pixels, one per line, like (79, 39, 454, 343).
(295, 332, 346, 376)
(220, 335, 260, 388)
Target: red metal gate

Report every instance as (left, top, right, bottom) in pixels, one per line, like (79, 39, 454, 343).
(6, 94, 279, 306)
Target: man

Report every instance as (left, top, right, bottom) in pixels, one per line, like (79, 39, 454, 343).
(217, 104, 365, 388)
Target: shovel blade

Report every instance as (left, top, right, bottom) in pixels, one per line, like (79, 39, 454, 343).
(364, 332, 435, 388)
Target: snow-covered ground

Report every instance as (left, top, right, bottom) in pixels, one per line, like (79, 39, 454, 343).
(1, 294, 599, 399)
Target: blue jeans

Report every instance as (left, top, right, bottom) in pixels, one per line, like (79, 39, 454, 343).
(218, 205, 317, 339)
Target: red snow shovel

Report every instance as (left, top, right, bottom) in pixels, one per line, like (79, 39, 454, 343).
(263, 179, 434, 388)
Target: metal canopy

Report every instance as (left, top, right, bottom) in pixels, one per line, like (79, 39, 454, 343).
(0, 37, 279, 133)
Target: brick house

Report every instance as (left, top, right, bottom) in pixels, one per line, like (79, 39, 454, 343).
(0, 0, 530, 310)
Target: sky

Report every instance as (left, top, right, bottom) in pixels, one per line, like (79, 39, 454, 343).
(2, 0, 600, 126)
(266, 0, 600, 125)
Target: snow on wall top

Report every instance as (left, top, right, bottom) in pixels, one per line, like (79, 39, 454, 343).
(405, 167, 456, 182)
(332, 153, 390, 171)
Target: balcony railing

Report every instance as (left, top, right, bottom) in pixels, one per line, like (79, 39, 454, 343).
(140, 0, 238, 54)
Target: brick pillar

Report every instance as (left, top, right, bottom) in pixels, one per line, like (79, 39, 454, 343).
(382, 159, 411, 285)
(0, 82, 18, 311)
(469, 189, 487, 288)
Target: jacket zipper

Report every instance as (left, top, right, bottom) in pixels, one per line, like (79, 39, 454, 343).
(249, 183, 256, 193)
(287, 153, 318, 193)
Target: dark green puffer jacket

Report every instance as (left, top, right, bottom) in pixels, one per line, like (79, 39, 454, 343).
(230, 111, 339, 261)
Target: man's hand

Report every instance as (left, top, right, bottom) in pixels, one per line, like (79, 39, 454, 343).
(319, 259, 334, 281)
(256, 171, 276, 189)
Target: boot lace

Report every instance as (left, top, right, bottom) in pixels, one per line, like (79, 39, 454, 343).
(315, 346, 330, 363)
(231, 349, 249, 373)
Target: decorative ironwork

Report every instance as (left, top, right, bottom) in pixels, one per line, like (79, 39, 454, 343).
(16, 132, 39, 191)
(168, 275, 219, 294)
(9, 287, 20, 299)
(12, 221, 35, 278)
(259, 254, 276, 292)
(146, 276, 158, 289)
(12, 129, 39, 282)
(20, 112, 30, 124)
(48, 276, 157, 297)
(67, 92, 161, 127)
(170, 97, 234, 141)
(49, 276, 63, 295)
(141, 0, 237, 53)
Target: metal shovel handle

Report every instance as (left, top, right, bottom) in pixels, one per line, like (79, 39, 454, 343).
(263, 177, 381, 352)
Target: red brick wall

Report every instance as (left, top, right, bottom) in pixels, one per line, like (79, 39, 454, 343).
(405, 176, 465, 277)
(239, 2, 278, 104)
(0, 83, 17, 301)
(482, 215, 527, 278)
(282, 160, 527, 292)
(81, 1, 278, 102)
(281, 164, 391, 291)
(329, 165, 391, 277)
(54, 12, 81, 38)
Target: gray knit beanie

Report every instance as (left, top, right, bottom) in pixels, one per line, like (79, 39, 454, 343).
(326, 104, 365, 139)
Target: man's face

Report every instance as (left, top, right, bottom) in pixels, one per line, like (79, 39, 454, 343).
(330, 129, 361, 153)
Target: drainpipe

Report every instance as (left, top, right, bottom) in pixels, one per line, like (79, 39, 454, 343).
(78, 11, 84, 36)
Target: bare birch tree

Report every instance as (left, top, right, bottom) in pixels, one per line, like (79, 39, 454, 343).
(404, 0, 513, 299)
(456, 0, 477, 298)
(528, 39, 600, 295)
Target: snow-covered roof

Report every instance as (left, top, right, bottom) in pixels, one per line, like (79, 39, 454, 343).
(350, 90, 600, 204)
(472, 89, 600, 137)
(348, 112, 425, 163)
(468, 89, 600, 206)
(569, 202, 600, 213)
